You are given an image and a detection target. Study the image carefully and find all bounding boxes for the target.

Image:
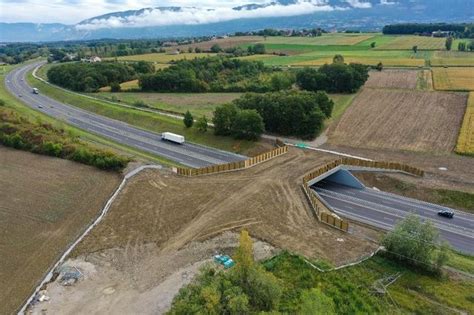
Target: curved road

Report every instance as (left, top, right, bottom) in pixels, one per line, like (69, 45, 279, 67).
(5, 62, 247, 168)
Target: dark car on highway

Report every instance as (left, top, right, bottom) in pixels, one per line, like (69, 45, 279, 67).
(438, 210, 454, 218)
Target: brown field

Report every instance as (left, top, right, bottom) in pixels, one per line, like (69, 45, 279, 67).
(377, 35, 445, 50)
(328, 89, 467, 152)
(365, 70, 419, 89)
(260, 34, 374, 46)
(173, 36, 263, 51)
(0, 147, 121, 314)
(293, 57, 425, 67)
(432, 67, 474, 91)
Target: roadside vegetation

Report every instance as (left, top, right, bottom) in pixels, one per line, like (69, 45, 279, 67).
(47, 61, 154, 92)
(0, 104, 128, 171)
(170, 224, 473, 314)
(456, 92, 474, 155)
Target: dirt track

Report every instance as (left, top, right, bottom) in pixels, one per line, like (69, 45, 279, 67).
(328, 88, 467, 153)
(0, 147, 121, 314)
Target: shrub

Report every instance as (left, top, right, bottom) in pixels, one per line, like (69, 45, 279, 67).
(195, 115, 208, 132)
(132, 100, 149, 108)
(183, 110, 194, 128)
(110, 82, 121, 92)
(0, 99, 5, 106)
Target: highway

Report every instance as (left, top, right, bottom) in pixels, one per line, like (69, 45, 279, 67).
(313, 180, 474, 254)
(4, 62, 247, 168)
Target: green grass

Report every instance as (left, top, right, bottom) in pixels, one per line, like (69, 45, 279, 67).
(1, 64, 178, 166)
(259, 34, 376, 46)
(434, 189, 474, 213)
(446, 251, 474, 274)
(264, 251, 474, 314)
(27, 70, 256, 155)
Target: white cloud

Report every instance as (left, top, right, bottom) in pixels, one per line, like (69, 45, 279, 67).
(76, 1, 342, 30)
(0, 0, 373, 26)
(344, 0, 372, 9)
(380, 0, 397, 5)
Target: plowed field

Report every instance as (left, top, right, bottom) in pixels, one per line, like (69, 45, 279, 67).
(328, 89, 467, 152)
(365, 70, 419, 89)
(0, 147, 121, 314)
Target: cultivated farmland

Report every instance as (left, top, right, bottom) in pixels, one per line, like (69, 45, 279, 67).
(377, 35, 445, 50)
(432, 67, 474, 91)
(0, 147, 121, 314)
(329, 89, 467, 152)
(456, 92, 474, 155)
(112, 52, 216, 63)
(365, 70, 419, 89)
(259, 34, 375, 46)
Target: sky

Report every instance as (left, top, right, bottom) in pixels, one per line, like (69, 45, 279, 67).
(0, 0, 382, 26)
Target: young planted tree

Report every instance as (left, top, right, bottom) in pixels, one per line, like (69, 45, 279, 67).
(195, 115, 208, 132)
(445, 37, 453, 51)
(412, 45, 418, 54)
(370, 42, 376, 48)
(332, 54, 345, 64)
(183, 110, 194, 128)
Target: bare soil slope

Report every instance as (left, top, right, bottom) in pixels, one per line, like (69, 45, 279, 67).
(74, 148, 376, 263)
(328, 89, 467, 152)
(0, 147, 121, 314)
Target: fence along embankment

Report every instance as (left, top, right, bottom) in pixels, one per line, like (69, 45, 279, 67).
(176, 144, 288, 176)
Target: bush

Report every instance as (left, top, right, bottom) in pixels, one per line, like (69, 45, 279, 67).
(195, 115, 208, 132)
(0, 99, 5, 106)
(132, 100, 148, 108)
(110, 82, 121, 92)
(183, 110, 194, 128)
(382, 214, 449, 273)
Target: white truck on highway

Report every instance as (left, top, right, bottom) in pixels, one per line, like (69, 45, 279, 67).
(32, 88, 39, 94)
(161, 132, 185, 144)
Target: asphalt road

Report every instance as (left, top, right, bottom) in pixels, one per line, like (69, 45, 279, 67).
(5, 62, 247, 168)
(313, 180, 474, 254)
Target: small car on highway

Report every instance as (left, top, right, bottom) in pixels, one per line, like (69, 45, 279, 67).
(437, 210, 454, 218)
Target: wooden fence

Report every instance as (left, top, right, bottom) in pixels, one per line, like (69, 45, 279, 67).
(303, 157, 424, 184)
(176, 145, 288, 177)
(301, 157, 423, 233)
(302, 181, 349, 232)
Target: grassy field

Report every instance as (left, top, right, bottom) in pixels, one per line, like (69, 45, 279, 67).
(431, 58, 474, 67)
(266, 252, 474, 314)
(27, 71, 260, 155)
(329, 89, 467, 152)
(377, 35, 446, 50)
(432, 67, 474, 91)
(93, 90, 354, 122)
(456, 92, 474, 155)
(0, 147, 121, 314)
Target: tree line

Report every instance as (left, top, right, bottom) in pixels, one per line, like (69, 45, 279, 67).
(47, 61, 153, 92)
(383, 23, 474, 38)
(139, 56, 289, 93)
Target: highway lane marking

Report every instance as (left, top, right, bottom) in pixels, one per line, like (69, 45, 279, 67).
(316, 191, 474, 238)
(315, 187, 474, 230)
(7, 67, 230, 167)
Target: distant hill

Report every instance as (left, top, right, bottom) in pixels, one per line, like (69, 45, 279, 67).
(1, 0, 473, 42)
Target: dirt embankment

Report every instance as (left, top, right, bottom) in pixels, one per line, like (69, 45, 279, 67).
(0, 146, 121, 315)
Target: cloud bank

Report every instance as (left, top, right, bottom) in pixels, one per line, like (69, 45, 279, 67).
(76, 0, 376, 31)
